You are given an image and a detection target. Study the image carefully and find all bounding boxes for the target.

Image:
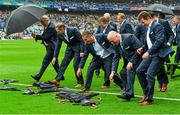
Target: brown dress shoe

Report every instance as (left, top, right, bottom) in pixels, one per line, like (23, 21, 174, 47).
(48, 80, 60, 86)
(140, 101, 153, 105)
(161, 83, 167, 92)
(101, 85, 110, 89)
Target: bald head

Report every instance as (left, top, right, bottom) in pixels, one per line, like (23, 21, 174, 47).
(107, 31, 121, 45)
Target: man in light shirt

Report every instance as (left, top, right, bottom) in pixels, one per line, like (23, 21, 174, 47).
(136, 11, 174, 105)
(77, 31, 123, 92)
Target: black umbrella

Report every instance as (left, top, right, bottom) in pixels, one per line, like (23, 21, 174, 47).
(145, 4, 174, 15)
(5, 5, 47, 36)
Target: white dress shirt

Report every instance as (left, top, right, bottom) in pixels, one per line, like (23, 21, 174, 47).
(92, 37, 111, 59)
(146, 21, 153, 49)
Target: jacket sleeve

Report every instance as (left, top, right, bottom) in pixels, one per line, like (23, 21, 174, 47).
(35, 27, 56, 41)
(164, 21, 175, 45)
(111, 46, 121, 72)
(78, 45, 89, 69)
(147, 24, 165, 55)
(53, 36, 62, 58)
(74, 28, 84, 52)
(129, 35, 143, 64)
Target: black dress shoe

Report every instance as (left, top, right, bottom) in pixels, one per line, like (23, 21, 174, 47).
(117, 93, 131, 101)
(31, 75, 40, 81)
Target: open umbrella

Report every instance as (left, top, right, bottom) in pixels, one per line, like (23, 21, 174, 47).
(145, 4, 174, 15)
(5, 5, 47, 36)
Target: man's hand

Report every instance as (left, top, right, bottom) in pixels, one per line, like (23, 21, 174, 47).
(142, 52, 150, 60)
(137, 47, 144, 55)
(51, 57, 56, 65)
(109, 72, 115, 81)
(80, 52, 84, 58)
(31, 33, 36, 38)
(77, 68, 82, 77)
(126, 62, 133, 71)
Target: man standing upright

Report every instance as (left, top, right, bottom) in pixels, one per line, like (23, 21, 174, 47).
(172, 16, 180, 74)
(104, 13, 117, 31)
(150, 12, 175, 92)
(117, 13, 134, 34)
(31, 15, 59, 81)
(136, 11, 174, 105)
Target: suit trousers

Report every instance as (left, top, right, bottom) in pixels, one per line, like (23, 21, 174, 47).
(56, 45, 84, 84)
(85, 55, 113, 89)
(37, 46, 59, 79)
(136, 56, 163, 101)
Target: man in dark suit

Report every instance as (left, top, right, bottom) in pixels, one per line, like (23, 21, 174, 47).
(135, 23, 146, 43)
(117, 13, 134, 34)
(31, 15, 59, 81)
(136, 11, 174, 105)
(77, 31, 123, 91)
(104, 13, 117, 31)
(49, 23, 84, 87)
(95, 17, 117, 34)
(150, 12, 175, 92)
(107, 31, 143, 101)
(117, 13, 134, 88)
(95, 16, 117, 78)
(172, 16, 180, 74)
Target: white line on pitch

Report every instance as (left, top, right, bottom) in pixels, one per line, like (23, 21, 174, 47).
(2, 82, 180, 102)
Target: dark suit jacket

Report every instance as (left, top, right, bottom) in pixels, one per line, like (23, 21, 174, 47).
(175, 24, 180, 47)
(79, 33, 114, 69)
(35, 22, 57, 49)
(95, 23, 117, 34)
(135, 23, 146, 44)
(112, 34, 143, 72)
(109, 21, 117, 31)
(144, 21, 174, 58)
(54, 27, 84, 58)
(158, 19, 175, 43)
(119, 20, 134, 34)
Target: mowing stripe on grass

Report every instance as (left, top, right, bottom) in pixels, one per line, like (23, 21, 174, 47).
(3, 82, 180, 102)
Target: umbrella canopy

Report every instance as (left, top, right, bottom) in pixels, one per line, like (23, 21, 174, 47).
(145, 4, 174, 15)
(5, 5, 47, 36)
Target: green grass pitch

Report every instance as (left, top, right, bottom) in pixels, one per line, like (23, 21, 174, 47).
(0, 40, 180, 114)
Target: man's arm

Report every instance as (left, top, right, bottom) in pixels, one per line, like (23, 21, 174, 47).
(74, 28, 84, 53)
(35, 27, 56, 41)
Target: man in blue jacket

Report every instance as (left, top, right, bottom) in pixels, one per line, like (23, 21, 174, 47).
(31, 15, 59, 82)
(77, 31, 124, 92)
(107, 31, 143, 101)
(136, 11, 174, 105)
(49, 23, 84, 87)
(172, 16, 180, 74)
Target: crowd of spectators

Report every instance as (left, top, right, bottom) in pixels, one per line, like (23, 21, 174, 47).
(1, 0, 179, 8)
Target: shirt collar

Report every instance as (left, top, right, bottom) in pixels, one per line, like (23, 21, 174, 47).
(121, 19, 126, 25)
(148, 20, 153, 29)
